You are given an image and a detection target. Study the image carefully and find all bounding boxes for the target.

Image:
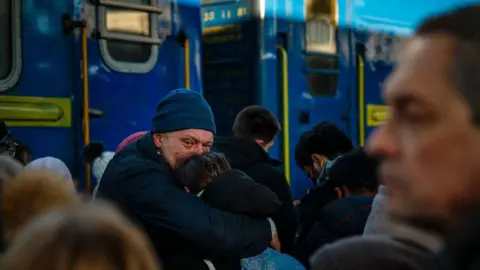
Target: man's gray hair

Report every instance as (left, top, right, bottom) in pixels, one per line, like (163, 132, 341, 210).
(416, 5, 480, 124)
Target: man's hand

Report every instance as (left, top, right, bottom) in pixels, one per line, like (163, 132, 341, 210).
(270, 234, 281, 251)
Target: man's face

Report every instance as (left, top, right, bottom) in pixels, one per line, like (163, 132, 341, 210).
(367, 34, 480, 230)
(153, 129, 214, 168)
(303, 154, 327, 182)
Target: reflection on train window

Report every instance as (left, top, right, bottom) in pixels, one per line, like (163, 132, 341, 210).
(0, 0, 12, 80)
(305, 0, 336, 54)
(306, 54, 338, 97)
(106, 41, 152, 63)
(106, 8, 150, 36)
(100, 0, 159, 71)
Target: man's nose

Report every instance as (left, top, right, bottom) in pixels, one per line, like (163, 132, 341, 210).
(192, 144, 204, 154)
(366, 124, 399, 159)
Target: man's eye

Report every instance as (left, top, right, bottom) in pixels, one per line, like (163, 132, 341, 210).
(203, 145, 212, 151)
(183, 140, 194, 146)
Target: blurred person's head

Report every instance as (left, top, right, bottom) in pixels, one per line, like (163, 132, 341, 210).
(176, 152, 231, 195)
(367, 5, 480, 234)
(328, 148, 379, 197)
(1, 170, 79, 242)
(83, 142, 115, 181)
(25, 157, 75, 191)
(0, 156, 23, 184)
(0, 203, 161, 270)
(232, 105, 281, 152)
(295, 122, 353, 181)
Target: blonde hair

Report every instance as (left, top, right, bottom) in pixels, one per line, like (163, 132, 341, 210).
(1, 170, 79, 241)
(0, 203, 161, 270)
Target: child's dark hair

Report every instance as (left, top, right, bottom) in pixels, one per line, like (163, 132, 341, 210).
(328, 148, 379, 193)
(176, 152, 231, 194)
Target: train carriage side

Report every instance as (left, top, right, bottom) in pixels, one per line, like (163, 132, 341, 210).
(0, 0, 203, 191)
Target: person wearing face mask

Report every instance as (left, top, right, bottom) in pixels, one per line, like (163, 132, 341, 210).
(293, 122, 353, 265)
(294, 122, 353, 185)
(293, 148, 379, 268)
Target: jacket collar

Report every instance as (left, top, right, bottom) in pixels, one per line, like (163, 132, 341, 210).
(137, 132, 178, 185)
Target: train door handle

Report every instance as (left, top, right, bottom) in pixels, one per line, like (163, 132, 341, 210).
(89, 108, 104, 118)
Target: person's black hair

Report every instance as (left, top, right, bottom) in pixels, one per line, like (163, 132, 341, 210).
(294, 122, 353, 168)
(176, 152, 231, 194)
(232, 105, 281, 144)
(416, 4, 480, 124)
(327, 148, 379, 193)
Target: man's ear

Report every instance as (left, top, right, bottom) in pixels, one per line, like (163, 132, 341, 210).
(254, 139, 265, 146)
(152, 133, 163, 148)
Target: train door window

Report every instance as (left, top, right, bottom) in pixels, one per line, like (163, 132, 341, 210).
(0, 0, 21, 91)
(304, 0, 338, 97)
(98, 0, 160, 73)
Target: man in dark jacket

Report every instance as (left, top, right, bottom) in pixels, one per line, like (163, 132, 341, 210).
(214, 105, 297, 254)
(311, 5, 480, 270)
(293, 122, 354, 257)
(294, 148, 378, 267)
(97, 89, 278, 269)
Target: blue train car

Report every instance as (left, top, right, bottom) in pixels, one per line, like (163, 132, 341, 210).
(1, 0, 477, 196)
(0, 0, 203, 191)
(200, 0, 479, 199)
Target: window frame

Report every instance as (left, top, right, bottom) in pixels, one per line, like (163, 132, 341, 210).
(305, 14, 337, 54)
(97, 0, 159, 73)
(303, 0, 339, 97)
(0, 0, 22, 92)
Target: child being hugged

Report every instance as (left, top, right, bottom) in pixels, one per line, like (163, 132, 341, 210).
(177, 152, 305, 270)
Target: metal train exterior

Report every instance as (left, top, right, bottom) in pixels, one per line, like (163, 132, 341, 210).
(0, 0, 476, 198)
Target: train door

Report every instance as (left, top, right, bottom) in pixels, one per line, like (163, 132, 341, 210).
(286, 0, 350, 198)
(356, 33, 406, 145)
(78, 0, 201, 190)
(0, 0, 77, 169)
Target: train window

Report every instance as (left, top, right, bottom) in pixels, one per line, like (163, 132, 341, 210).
(306, 54, 338, 97)
(98, 0, 159, 73)
(0, 0, 21, 91)
(305, 0, 336, 54)
(304, 0, 338, 97)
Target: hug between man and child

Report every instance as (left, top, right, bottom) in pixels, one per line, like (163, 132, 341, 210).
(173, 151, 305, 270)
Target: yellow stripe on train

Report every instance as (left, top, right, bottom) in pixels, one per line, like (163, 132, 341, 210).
(0, 95, 71, 127)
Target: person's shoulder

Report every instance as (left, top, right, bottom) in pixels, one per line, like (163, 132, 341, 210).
(310, 235, 435, 270)
(102, 149, 169, 186)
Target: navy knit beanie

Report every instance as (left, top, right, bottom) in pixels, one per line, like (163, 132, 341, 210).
(152, 89, 216, 134)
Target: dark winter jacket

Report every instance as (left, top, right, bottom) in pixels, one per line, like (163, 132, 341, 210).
(294, 196, 373, 267)
(97, 133, 273, 268)
(214, 136, 297, 254)
(201, 169, 282, 218)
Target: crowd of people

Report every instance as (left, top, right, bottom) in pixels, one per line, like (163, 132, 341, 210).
(1, 4, 480, 270)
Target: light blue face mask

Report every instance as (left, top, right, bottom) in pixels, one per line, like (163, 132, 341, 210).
(315, 157, 340, 187)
